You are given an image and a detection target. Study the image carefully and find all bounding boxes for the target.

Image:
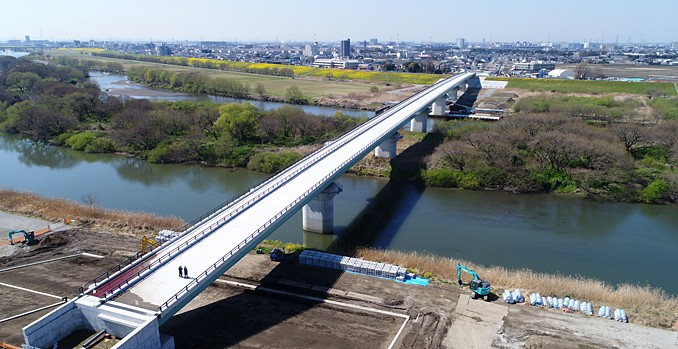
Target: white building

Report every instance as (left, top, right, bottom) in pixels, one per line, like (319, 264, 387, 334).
(312, 58, 360, 69)
(304, 42, 319, 57)
(547, 69, 575, 79)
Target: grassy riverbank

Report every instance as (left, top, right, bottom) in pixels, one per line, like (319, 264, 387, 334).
(0, 190, 184, 235)
(51, 49, 444, 85)
(356, 248, 678, 329)
(1, 189, 675, 329)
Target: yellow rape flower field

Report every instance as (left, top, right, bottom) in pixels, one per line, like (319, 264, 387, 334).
(49, 49, 442, 99)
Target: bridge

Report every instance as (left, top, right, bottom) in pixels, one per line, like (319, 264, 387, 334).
(23, 72, 478, 349)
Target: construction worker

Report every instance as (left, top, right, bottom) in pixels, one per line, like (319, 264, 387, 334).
(178, 265, 183, 278)
(183, 266, 188, 278)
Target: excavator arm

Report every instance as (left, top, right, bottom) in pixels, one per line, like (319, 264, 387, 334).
(140, 235, 160, 254)
(456, 263, 491, 299)
(8, 230, 35, 246)
(456, 263, 480, 285)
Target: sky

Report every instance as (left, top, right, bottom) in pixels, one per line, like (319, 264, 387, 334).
(1, 0, 676, 44)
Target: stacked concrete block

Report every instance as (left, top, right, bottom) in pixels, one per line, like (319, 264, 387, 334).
(156, 229, 180, 243)
(299, 250, 407, 281)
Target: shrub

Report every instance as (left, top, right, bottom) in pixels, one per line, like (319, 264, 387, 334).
(147, 143, 171, 163)
(422, 169, 459, 187)
(640, 179, 668, 203)
(534, 167, 577, 192)
(649, 98, 678, 120)
(84, 137, 116, 153)
(247, 151, 301, 173)
(434, 120, 489, 140)
(284, 86, 307, 104)
(220, 145, 255, 167)
(458, 172, 481, 189)
(54, 131, 76, 146)
(65, 132, 97, 150)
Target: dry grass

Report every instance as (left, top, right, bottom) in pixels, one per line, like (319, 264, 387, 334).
(0, 190, 184, 237)
(356, 248, 678, 329)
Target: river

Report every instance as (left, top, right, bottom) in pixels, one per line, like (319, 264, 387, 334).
(1, 133, 676, 294)
(89, 72, 374, 118)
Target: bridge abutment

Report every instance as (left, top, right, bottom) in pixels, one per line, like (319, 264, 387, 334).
(374, 132, 403, 158)
(302, 182, 343, 234)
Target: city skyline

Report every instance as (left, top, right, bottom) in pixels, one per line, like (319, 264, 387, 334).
(2, 0, 676, 44)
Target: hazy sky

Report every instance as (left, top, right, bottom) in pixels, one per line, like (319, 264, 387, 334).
(2, 0, 675, 43)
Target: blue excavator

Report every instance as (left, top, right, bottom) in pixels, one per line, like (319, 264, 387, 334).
(8, 229, 37, 246)
(456, 263, 491, 301)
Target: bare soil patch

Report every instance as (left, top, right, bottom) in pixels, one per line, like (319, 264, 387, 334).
(1, 222, 675, 348)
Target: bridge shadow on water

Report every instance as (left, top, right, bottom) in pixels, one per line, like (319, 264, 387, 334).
(329, 132, 445, 255)
(449, 88, 480, 114)
(161, 132, 444, 347)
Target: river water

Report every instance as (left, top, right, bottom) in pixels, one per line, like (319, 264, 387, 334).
(89, 72, 374, 118)
(1, 133, 676, 294)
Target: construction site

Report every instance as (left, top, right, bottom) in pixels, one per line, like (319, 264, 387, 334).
(1, 212, 676, 349)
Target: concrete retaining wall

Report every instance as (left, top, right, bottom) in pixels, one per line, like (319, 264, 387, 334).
(22, 295, 169, 349)
(23, 299, 90, 348)
(113, 317, 165, 349)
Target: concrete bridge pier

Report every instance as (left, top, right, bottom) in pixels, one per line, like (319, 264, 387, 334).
(410, 110, 429, 133)
(374, 132, 402, 158)
(430, 96, 447, 116)
(302, 182, 343, 234)
(448, 87, 459, 101)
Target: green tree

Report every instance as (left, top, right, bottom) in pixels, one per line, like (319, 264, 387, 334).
(63, 92, 97, 122)
(195, 104, 221, 140)
(406, 62, 422, 73)
(284, 85, 306, 104)
(6, 71, 41, 94)
(215, 103, 260, 143)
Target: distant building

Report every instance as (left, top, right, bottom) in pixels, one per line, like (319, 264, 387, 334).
(547, 69, 575, 79)
(155, 43, 172, 56)
(304, 42, 319, 57)
(340, 39, 351, 58)
(312, 58, 359, 69)
(369, 38, 378, 45)
(456, 38, 466, 49)
(24, 35, 31, 43)
(513, 62, 556, 72)
(672, 41, 678, 49)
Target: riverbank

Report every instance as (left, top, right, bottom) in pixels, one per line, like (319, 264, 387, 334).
(5, 227, 675, 348)
(122, 66, 424, 111)
(0, 189, 184, 236)
(1, 190, 676, 330)
(356, 249, 678, 330)
(50, 49, 428, 111)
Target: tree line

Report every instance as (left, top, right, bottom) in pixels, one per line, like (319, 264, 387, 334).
(91, 52, 296, 77)
(427, 108, 678, 204)
(52, 56, 124, 74)
(0, 56, 363, 173)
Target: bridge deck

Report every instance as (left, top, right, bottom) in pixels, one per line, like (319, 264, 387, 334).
(91, 73, 476, 315)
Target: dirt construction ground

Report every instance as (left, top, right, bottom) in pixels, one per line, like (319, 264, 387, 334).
(0, 215, 676, 348)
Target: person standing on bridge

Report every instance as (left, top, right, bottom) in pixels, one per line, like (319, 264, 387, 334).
(178, 265, 183, 278)
(183, 266, 188, 278)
